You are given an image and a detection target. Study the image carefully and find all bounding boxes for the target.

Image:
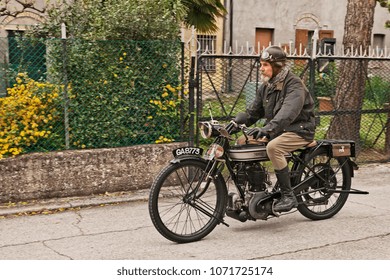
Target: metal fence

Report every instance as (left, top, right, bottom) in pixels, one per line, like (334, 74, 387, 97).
(1, 35, 390, 163)
(0, 37, 187, 158)
(196, 51, 390, 163)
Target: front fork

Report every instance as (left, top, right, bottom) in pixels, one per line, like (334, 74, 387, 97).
(183, 159, 230, 226)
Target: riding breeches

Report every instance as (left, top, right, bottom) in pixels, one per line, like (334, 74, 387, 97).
(237, 132, 312, 170)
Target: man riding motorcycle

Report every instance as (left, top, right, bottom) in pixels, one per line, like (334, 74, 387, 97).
(238, 45, 316, 212)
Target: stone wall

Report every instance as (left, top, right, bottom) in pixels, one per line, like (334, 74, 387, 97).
(0, 0, 47, 33)
(0, 142, 185, 202)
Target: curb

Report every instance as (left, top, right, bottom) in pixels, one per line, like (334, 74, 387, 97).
(1, 162, 388, 217)
(0, 190, 149, 217)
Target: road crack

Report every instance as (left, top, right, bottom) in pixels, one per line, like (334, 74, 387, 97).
(250, 232, 390, 259)
(42, 241, 73, 260)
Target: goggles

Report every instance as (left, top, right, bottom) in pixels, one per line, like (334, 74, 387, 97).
(260, 50, 273, 61)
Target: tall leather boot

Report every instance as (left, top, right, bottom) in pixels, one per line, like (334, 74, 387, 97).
(274, 166, 298, 212)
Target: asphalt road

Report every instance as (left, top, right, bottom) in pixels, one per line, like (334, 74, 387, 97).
(0, 162, 389, 260)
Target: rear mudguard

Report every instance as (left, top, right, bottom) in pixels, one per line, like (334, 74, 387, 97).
(294, 140, 357, 177)
(291, 140, 369, 195)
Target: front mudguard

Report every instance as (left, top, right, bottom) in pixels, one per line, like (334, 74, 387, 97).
(170, 154, 207, 164)
(170, 155, 227, 181)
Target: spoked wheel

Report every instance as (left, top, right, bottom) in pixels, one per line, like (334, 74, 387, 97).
(148, 159, 227, 243)
(293, 146, 351, 220)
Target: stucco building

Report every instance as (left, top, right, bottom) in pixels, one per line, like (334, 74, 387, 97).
(1, 0, 389, 55)
(222, 0, 390, 54)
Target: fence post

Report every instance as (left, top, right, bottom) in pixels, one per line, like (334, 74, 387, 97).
(180, 40, 185, 140)
(385, 103, 390, 154)
(61, 23, 70, 149)
(188, 55, 196, 147)
(309, 29, 319, 97)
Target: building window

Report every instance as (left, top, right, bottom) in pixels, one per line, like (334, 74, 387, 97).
(255, 28, 274, 52)
(197, 34, 216, 71)
(373, 34, 385, 52)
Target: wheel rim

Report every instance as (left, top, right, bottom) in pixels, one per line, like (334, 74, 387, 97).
(155, 164, 219, 238)
(297, 154, 350, 216)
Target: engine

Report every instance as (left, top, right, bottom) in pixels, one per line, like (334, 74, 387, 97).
(235, 162, 269, 192)
(226, 162, 277, 221)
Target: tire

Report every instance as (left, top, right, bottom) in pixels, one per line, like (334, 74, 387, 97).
(293, 146, 351, 220)
(148, 159, 227, 243)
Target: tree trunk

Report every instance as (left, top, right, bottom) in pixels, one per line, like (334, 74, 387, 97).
(327, 0, 376, 153)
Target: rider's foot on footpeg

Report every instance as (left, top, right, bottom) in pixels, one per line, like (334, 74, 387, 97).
(274, 196, 298, 212)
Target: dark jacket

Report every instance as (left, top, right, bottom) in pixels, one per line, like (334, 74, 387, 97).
(246, 70, 316, 140)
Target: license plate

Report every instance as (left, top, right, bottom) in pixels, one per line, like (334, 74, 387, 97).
(331, 143, 352, 157)
(172, 147, 203, 158)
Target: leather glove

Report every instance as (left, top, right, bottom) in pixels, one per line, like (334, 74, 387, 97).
(247, 127, 270, 140)
(230, 125, 241, 135)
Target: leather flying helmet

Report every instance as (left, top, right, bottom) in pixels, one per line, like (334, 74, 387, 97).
(260, 45, 287, 66)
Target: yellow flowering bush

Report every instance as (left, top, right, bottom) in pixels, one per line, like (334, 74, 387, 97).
(148, 84, 185, 144)
(155, 135, 173, 144)
(0, 73, 61, 159)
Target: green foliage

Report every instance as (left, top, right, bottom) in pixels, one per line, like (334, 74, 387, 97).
(29, 0, 227, 37)
(315, 62, 338, 97)
(46, 39, 182, 148)
(25, 0, 184, 149)
(181, 0, 227, 33)
(376, 0, 390, 28)
(365, 75, 390, 106)
(30, 0, 181, 40)
(377, 0, 389, 9)
(148, 84, 185, 143)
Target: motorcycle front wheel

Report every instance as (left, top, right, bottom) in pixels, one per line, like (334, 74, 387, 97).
(293, 146, 351, 220)
(148, 159, 227, 243)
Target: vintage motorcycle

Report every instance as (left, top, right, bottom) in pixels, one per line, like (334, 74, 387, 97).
(148, 112, 368, 243)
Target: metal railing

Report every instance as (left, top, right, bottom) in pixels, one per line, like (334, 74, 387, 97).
(1, 34, 390, 163)
(194, 47, 390, 163)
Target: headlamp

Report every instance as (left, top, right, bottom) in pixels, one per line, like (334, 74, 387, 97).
(198, 121, 222, 139)
(199, 122, 213, 139)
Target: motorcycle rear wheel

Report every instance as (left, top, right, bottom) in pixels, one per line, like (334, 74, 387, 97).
(148, 159, 227, 243)
(293, 146, 351, 220)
